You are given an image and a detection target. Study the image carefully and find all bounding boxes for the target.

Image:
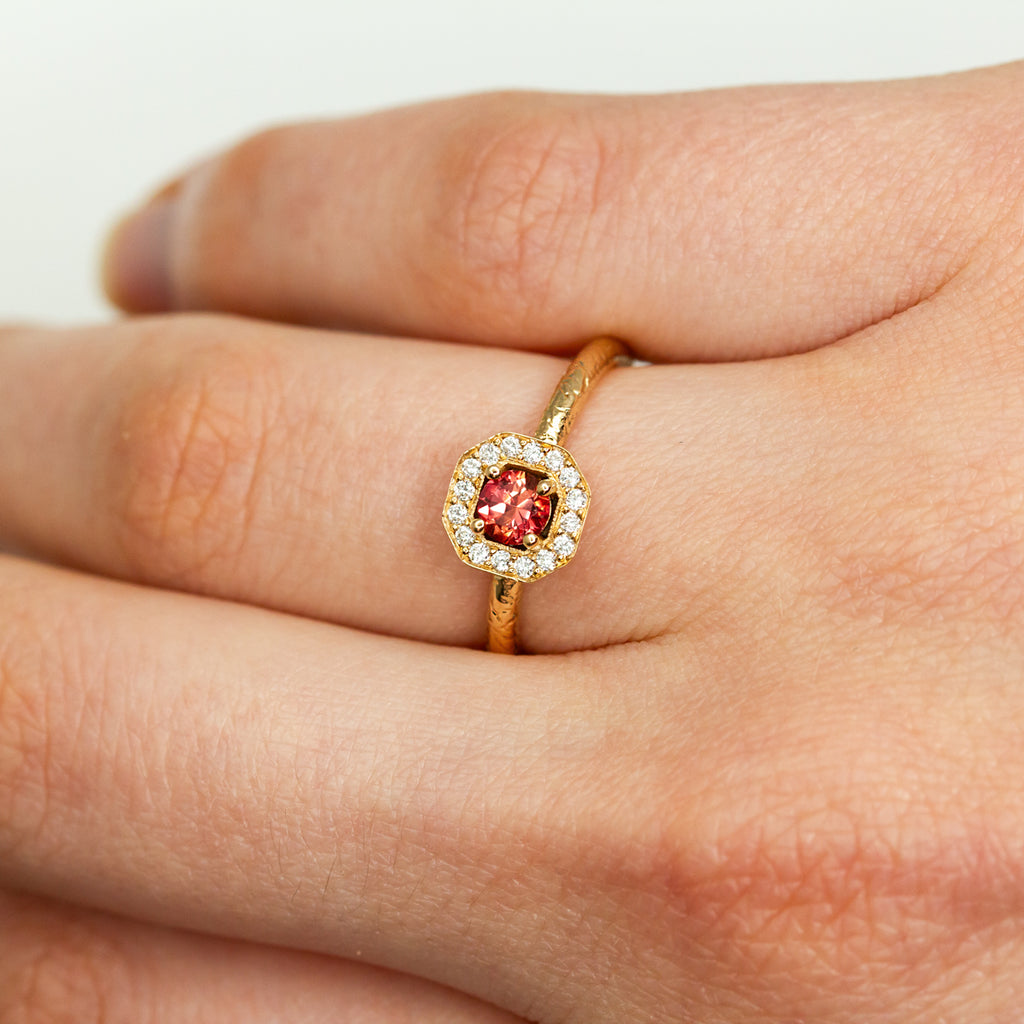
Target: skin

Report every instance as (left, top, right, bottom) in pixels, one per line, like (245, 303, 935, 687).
(3, 62, 1024, 1022)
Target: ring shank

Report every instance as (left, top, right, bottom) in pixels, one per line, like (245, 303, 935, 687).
(486, 337, 630, 654)
(487, 576, 522, 655)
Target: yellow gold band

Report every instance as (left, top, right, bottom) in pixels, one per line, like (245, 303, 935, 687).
(486, 337, 630, 654)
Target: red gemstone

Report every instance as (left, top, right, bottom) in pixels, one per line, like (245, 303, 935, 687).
(475, 469, 552, 546)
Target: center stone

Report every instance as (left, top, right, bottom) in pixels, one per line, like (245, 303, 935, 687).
(475, 468, 552, 546)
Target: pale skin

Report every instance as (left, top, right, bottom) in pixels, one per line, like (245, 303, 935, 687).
(2, 62, 1024, 1022)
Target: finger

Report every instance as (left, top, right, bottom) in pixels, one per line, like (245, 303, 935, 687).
(0, 891, 522, 1023)
(0, 553, 683, 1023)
(3, 558, 1024, 1023)
(0, 315, 684, 651)
(0, 269, 1007, 658)
(104, 65, 1024, 360)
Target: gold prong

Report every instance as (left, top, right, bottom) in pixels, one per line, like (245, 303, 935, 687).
(487, 465, 501, 478)
(473, 519, 485, 532)
(536, 480, 552, 495)
(524, 533, 539, 547)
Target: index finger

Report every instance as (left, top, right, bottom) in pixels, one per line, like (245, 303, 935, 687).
(104, 65, 1024, 360)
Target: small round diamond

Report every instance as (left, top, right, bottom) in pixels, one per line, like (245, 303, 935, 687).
(535, 550, 556, 572)
(544, 449, 565, 472)
(566, 488, 587, 511)
(469, 542, 490, 565)
(558, 511, 582, 535)
(454, 479, 475, 501)
(455, 525, 475, 547)
(553, 535, 575, 558)
(559, 466, 580, 488)
(490, 550, 511, 573)
(461, 458, 483, 479)
(501, 436, 522, 458)
(478, 442, 500, 465)
(447, 504, 469, 525)
(513, 556, 535, 579)
(522, 441, 544, 463)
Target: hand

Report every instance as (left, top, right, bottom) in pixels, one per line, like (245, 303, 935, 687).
(4, 64, 1024, 1022)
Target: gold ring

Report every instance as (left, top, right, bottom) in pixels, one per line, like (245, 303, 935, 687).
(442, 337, 631, 654)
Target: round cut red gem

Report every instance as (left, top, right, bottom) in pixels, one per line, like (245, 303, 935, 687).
(475, 468, 552, 546)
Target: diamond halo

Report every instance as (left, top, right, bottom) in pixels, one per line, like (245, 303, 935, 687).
(442, 431, 590, 581)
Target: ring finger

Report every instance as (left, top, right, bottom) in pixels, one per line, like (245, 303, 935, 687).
(0, 315, 730, 651)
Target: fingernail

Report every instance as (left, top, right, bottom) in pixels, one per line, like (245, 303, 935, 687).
(102, 189, 179, 312)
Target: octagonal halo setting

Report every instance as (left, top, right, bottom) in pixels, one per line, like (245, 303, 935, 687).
(442, 432, 590, 581)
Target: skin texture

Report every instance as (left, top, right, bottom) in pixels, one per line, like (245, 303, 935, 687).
(4, 62, 1024, 1021)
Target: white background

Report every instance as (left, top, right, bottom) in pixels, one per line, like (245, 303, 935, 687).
(2, 0, 1023, 322)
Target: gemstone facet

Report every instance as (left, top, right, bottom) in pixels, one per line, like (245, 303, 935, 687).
(475, 468, 553, 546)
(443, 433, 589, 581)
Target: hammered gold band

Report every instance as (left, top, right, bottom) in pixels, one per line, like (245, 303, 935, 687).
(487, 337, 630, 654)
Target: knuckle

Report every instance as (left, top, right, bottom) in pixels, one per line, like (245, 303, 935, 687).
(804, 355, 1024, 640)
(821, 451, 1024, 637)
(432, 96, 620, 322)
(108, 320, 284, 581)
(923, 461, 1024, 627)
(569, 681, 1024, 1016)
(624, 784, 948, 1015)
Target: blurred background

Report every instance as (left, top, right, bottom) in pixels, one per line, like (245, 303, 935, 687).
(3, 0, 1023, 321)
